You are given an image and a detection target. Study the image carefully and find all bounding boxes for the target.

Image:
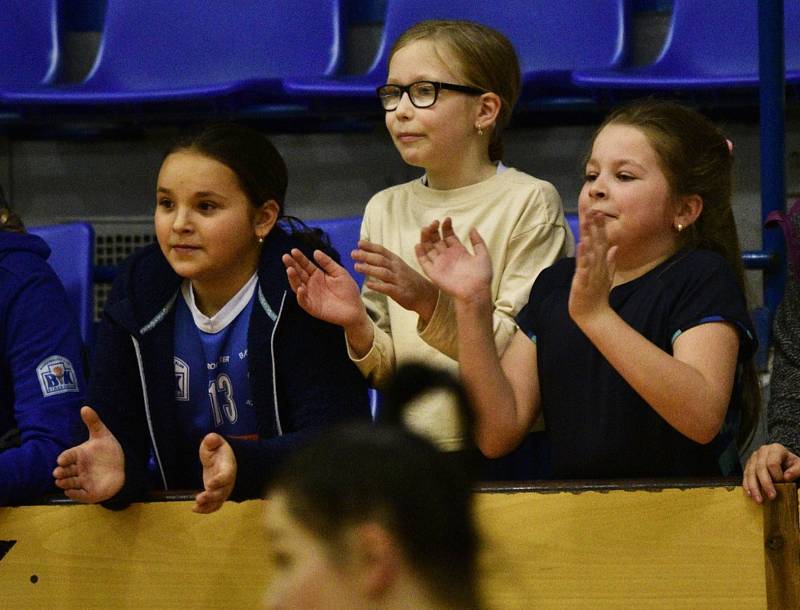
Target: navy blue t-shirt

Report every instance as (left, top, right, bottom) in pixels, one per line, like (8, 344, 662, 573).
(516, 249, 755, 479)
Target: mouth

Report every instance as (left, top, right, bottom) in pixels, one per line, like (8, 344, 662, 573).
(171, 244, 201, 254)
(395, 132, 424, 143)
(589, 209, 618, 220)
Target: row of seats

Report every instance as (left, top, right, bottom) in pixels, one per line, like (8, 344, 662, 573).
(1, 0, 797, 116)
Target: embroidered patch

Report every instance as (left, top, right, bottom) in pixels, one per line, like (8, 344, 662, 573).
(36, 356, 79, 397)
(174, 356, 190, 401)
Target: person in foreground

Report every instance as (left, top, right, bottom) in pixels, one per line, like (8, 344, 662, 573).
(0, 190, 85, 505)
(417, 99, 759, 478)
(262, 365, 480, 609)
(52, 124, 369, 512)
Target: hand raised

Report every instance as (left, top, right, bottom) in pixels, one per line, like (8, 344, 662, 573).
(52, 406, 125, 503)
(193, 433, 237, 514)
(353, 239, 438, 321)
(568, 210, 617, 325)
(415, 217, 493, 303)
(282, 248, 366, 328)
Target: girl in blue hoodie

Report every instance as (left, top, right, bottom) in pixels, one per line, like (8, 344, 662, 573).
(0, 194, 85, 505)
(53, 124, 369, 512)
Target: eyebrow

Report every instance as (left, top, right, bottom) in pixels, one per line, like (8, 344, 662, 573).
(585, 158, 647, 170)
(156, 186, 227, 199)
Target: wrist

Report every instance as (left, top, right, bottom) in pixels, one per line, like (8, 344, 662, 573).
(573, 305, 615, 338)
(454, 287, 493, 317)
(415, 283, 439, 326)
(344, 312, 375, 358)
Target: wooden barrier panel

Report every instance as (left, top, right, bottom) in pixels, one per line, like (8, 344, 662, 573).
(0, 482, 797, 609)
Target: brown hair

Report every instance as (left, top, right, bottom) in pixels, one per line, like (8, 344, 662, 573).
(390, 19, 520, 162)
(592, 98, 759, 445)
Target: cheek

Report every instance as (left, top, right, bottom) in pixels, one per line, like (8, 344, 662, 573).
(264, 563, 334, 610)
(154, 214, 171, 251)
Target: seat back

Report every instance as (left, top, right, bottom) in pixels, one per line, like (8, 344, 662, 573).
(0, 0, 59, 88)
(29, 222, 95, 346)
(82, 0, 342, 96)
(362, 0, 629, 88)
(647, 0, 799, 82)
(307, 216, 364, 286)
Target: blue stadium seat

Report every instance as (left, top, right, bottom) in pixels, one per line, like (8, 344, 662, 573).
(308, 215, 364, 286)
(283, 0, 630, 106)
(29, 222, 95, 347)
(0, 0, 59, 89)
(0, 0, 342, 110)
(571, 0, 800, 94)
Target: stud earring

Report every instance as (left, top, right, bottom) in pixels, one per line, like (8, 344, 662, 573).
(676, 223, 684, 232)
(258, 235, 264, 243)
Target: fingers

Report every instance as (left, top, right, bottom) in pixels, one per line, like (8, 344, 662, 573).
(64, 489, 94, 504)
(441, 217, 456, 240)
(55, 447, 78, 468)
(419, 220, 441, 246)
(282, 249, 317, 283)
(54, 475, 83, 491)
(312, 248, 348, 277)
(743, 444, 788, 503)
(785, 455, 800, 481)
(193, 491, 225, 514)
(467, 227, 486, 252)
(53, 462, 79, 479)
(355, 239, 390, 256)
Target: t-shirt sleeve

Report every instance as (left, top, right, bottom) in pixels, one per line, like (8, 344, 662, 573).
(668, 254, 756, 361)
(515, 263, 560, 345)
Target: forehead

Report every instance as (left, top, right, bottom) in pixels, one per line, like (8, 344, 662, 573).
(589, 123, 661, 165)
(388, 39, 462, 82)
(158, 151, 239, 190)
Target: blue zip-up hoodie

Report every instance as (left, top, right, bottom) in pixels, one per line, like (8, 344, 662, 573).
(89, 226, 370, 505)
(0, 231, 85, 505)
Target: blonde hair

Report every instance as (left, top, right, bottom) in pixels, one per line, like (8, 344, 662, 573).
(390, 19, 520, 162)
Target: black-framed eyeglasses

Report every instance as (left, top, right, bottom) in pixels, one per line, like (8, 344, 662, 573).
(376, 80, 488, 111)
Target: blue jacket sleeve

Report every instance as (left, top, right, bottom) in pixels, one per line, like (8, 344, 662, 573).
(0, 270, 85, 505)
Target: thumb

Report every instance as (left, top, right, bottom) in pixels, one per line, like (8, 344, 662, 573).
(199, 433, 225, 462)
(81, 406, 108, 439)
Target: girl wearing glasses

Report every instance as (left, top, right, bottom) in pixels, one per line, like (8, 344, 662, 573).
(284, 20, 573, 452)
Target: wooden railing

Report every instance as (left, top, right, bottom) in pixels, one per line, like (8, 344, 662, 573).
(0, 479, 797, 609)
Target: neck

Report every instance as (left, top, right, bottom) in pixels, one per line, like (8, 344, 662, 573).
(191, 263, 258, 317)
(425, 152, 496, 191)
(612, 247, 678, 287)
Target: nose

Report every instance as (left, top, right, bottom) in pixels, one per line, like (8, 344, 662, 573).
(588, 176, 607, 199)
(171, 205, 193, 233)
(394, 90, 414, 119)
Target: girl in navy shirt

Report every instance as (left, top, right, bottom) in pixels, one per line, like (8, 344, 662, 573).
(416, 99, 759, 478)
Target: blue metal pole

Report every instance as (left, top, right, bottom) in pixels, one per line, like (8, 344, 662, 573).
(758, 0, 787, 315)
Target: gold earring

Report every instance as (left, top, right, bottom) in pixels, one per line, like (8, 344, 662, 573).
(258, 235, 264, 243)
(676, 223, 684, 232)
(476, 123, 484, 136)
